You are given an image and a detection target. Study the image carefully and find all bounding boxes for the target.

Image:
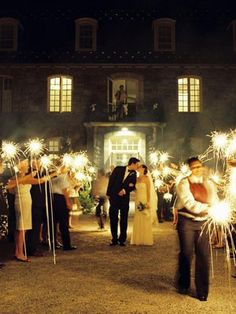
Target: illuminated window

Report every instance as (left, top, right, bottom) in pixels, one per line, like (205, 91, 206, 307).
(48, 76, 72, 112)
(47, 138, 60, 159)
(75, 18, 98, 51)
(0, 76, 12, 112)
(153, 18, 175, 52)
(48, 139, 60, 152)
(0, 18, 19, 51)
(178, 77, 201, 112)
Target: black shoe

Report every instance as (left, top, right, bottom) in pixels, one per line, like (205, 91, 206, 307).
(0, 263, 5, 269)
(178, 288, 188, 295)
(119, 242, 126, 247)
(232, 274, 236, 278)
(109, 242, 118, 246)
(198, 295, 207, 301)
(63, 246, 77, 251)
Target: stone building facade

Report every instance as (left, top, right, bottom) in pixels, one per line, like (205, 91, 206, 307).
(0, 3, 236, 168)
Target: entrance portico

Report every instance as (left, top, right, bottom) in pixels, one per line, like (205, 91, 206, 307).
(84, 122, 166, 170)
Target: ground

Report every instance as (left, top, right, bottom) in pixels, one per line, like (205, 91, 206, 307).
(0, 215, 235, 314)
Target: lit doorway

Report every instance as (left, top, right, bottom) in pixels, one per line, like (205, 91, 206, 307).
(104, 128, 146, 169)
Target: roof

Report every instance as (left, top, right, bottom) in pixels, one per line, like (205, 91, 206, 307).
(0, 1, 236, 64)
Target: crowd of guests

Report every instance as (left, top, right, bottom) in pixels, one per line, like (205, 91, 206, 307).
(0, 155, 235, 301)
(0, 158, 80, 265)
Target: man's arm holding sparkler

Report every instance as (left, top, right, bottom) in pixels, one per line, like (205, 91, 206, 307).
(6, 171, 57, 189)
(26, 171, 58, 185)
(6, 171, 37, 189)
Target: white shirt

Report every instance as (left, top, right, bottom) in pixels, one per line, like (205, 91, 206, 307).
(123, 166, 130, 182)
(175, 175, 218, 221)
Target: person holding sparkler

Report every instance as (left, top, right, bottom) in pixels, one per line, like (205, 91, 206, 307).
(6, 159, 56, 262)
(175, 156, 218, 301)
(26, 159, 57, 256)
(50, 165, 77, 251)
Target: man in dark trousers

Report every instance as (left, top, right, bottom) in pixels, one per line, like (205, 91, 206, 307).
(51, 165, 76, 251)
(26, 160, 49, 256)
(106, 157, 140, 246)
(175, 156, 218, 301)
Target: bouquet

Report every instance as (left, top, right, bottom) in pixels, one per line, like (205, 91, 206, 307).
(137, 202, 147, 211)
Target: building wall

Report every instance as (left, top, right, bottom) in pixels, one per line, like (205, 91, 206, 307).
(0, 64, 236, 161)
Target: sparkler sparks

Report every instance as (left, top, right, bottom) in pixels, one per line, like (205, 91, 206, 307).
(159, 152, 170, 164)
(40, 155, 53, 170)
(149, 150, 171, 166)
(208, 201, 232, 226)
(1, 141, 20, 161)
(211, 131, 228, 153)
(62, 154, 73, 168)
(73, 153, 88, 169)
(25, 138, 44, 157)
(149, 152, 158, 165)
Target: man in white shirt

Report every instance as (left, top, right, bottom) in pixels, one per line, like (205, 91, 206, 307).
(175, 157, 217, 301)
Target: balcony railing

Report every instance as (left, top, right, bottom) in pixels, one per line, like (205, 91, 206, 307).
(87, 103, 164, 122)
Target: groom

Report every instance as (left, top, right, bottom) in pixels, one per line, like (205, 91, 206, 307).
(106, 157, 140, 246)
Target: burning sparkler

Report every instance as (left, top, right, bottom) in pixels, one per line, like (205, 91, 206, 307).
(40, 155, 53, 170)
(1, 141, 20, 163)
(208, 201, 232, 226)
(25, 138, 44, 157)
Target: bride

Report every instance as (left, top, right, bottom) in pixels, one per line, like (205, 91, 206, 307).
(130, 164, 156, 246)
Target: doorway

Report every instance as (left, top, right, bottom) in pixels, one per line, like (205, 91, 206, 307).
(104, 128, 146, 169)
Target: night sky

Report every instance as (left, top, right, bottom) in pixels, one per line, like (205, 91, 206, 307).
(2, 0, 236, 11)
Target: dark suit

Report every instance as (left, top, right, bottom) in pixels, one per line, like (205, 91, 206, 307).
(106, 166, 137, 244)
(26, 170, 48, 255)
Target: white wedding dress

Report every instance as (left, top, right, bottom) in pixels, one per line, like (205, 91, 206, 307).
(130, 182, 153, 245)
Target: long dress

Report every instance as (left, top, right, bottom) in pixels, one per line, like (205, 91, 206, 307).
(14, 184, 32, 231)
(130, 182, 153, 245)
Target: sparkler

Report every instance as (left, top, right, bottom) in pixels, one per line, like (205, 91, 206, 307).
(208, 201, 232, 226)
(149, 152, 158, 165)
(159, 152, 170, 164)
(73, 153, 88, 169)
(151, 169, 161, 179)
(211, 131, 228, 158)
(40, 155, 53, 170)
(1, 141, 20, 163)
(226, 132, 236, 157)
(74, 172, 86, 181)
(154, 178, 163, 189)
(162, 166, 171, 177)
(62, 153, 73, 168)
(25, 138, 44, 157)
(149, 150, 171, 166)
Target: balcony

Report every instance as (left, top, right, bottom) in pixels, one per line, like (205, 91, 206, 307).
(86, 103, 165, 123)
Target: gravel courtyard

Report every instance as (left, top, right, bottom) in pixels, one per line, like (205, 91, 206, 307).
(0, 215, 235, 314)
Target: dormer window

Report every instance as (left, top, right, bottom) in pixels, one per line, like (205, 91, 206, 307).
(75, 18, 98, 51)
(0, 18, 19, 51)
(153, 18, 176, 52)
